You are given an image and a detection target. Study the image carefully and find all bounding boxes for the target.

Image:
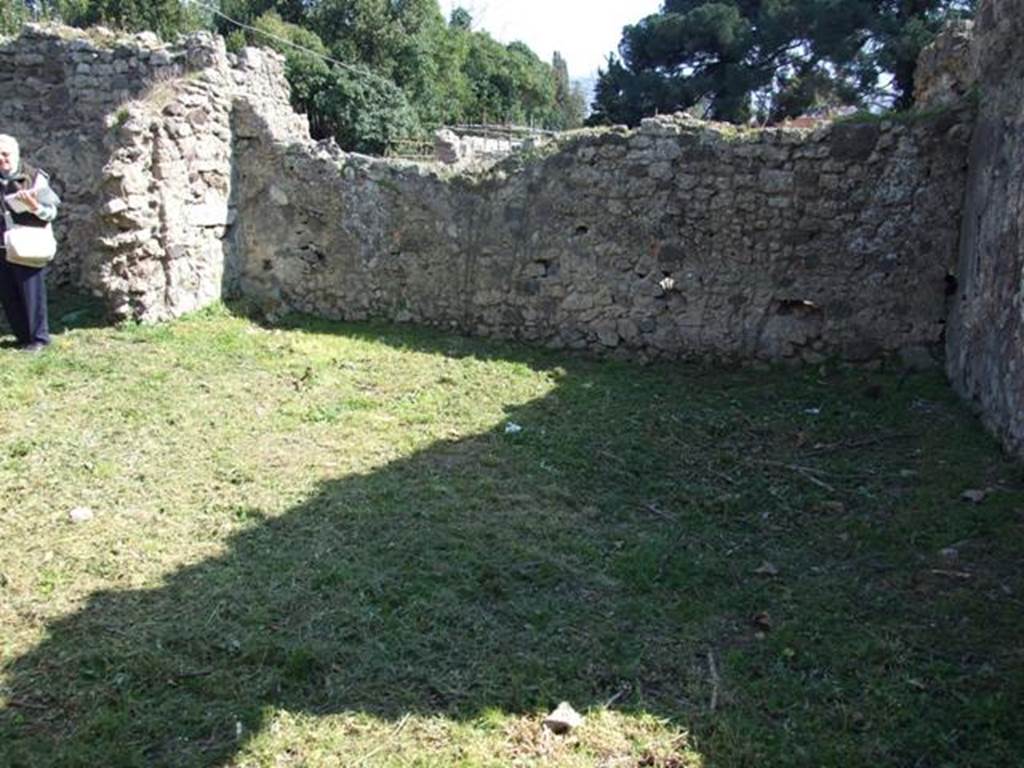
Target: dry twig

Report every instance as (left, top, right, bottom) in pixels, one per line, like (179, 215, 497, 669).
(354, 712, 411, 765)
(707, 650, 721, 712)
(6, 698, 49, 711)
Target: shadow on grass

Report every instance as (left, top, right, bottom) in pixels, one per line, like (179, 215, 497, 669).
(0, 290, 109, 352)
(2, 312, 1022, 767)
(48, 289, 110, 335)
(1, 318, 717, 767)
(0, 288, 110, 343)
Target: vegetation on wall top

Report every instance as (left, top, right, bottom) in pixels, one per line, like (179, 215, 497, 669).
(1, 0, 586, 155)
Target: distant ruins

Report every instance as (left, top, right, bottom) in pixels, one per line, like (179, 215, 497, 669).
(0, 0, 1020, 456)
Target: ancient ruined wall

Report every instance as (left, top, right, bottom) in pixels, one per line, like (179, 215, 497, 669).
(0, 24, 975, 367)
(89, 41, 306, 322)
(87, 36, 236, 321)
(234, 110, 971, 363)
(946, 0, 1024, 455)
(6, 18, 1024, 455)
(0, 25, 306, 321)
(0, 26, 185, 284)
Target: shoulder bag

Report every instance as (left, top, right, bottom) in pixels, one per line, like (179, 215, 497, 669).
(3, 204, 57, 269)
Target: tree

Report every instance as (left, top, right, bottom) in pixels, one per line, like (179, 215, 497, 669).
(36, 0, 570, 149)
(233, 10, 421, 153)
(459, 33, 560, 126)
(217, 0, 308, 28)
(1, 0, 31, 35)
(591, 0, 976, 126)
(448, 5, 471, 30)
(311, 65, 422, 154)
(551, 51, 586, 129)
(306, 0, 467, 127)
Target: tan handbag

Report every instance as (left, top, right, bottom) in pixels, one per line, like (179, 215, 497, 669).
(4, 222, 57, 268)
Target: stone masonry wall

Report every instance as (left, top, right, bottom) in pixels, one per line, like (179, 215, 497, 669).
(234, 109, 971, 364)
(0, 24, 979, 367)
(946, 0, 1024, 456)
(0, 25, 306, 320)
(0, 25, 196, 286)
(89, 41, 306, 321)
(9, 19, 1024, 456)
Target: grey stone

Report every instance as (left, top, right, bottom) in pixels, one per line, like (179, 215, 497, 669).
(945, 0, 1024, 458)
(68, 506, 94, 523)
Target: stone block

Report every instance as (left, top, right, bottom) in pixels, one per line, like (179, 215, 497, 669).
(187, 199, 231, 226)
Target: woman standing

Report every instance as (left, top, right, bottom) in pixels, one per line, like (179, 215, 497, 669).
(0, 134, 59, 352)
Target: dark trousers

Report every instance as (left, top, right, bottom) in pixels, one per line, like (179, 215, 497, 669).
(0, 256, 49, 346)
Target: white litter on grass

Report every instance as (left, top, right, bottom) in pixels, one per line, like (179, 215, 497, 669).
(803, 407, 821, 416)
(543, 701, 584, 734)
(68, 507, 94, 524)
(504, 422, 523, 434)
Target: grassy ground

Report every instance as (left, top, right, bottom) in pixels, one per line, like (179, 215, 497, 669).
(1, 294, 1022, 767)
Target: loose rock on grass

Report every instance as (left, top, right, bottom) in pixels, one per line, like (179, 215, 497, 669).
(543, 701, 584, 734)
(68, 507, 95, 524)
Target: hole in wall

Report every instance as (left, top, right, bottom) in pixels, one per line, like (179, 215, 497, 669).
(945, 271, 958, 296)
(573, 225, 589, 237)
(777, 299, 820, 315)
(300, 244, 327, 264)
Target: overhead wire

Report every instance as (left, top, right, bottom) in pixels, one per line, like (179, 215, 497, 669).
(185, 0, 377, 80)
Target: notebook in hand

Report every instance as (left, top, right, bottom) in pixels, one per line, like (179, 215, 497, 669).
(4, 192, 32, 213)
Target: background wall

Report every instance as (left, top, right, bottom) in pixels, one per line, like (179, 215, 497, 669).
(946, 0, 1024, 455)
(233, 105, 971, 365)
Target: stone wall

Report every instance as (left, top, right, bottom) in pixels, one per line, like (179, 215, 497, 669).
(234, 110, 971, 364)
(0, 25, 187, 285)
(8, 19, 1024, 456)
(88, 40, 306, 321)
(0, 22, 1006, 382)
(0, 26, 305, 319)
(946, 0, 1024, 455)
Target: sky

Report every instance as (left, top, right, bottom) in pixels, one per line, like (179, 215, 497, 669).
(439, 0, 663, 80)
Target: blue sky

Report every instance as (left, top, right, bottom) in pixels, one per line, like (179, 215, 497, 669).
(439, 0, 663, 79)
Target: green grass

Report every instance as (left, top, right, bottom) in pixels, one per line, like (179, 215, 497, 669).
(1, 293, 1022, 767)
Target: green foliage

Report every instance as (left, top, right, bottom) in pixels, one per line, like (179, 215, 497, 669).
(52, 0, 207, 38)
(458, 32, 561, 126)
(552, 51, 586, 130)
(44, 0, 576, 151)
(0, 0, 31, 35)
(448, 5, 471, 31)
(217, 0, 308, 28)
(231, 0, 572, 133)
(309, 65, 422, 155)
(591, 0, 977, 127)
(211, 0, 572, 144)
(239, 11, 421, 154)
(248, 9, 329, 58)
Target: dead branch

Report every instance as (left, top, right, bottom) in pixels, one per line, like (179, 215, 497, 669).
(707, 650, 721, 712)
